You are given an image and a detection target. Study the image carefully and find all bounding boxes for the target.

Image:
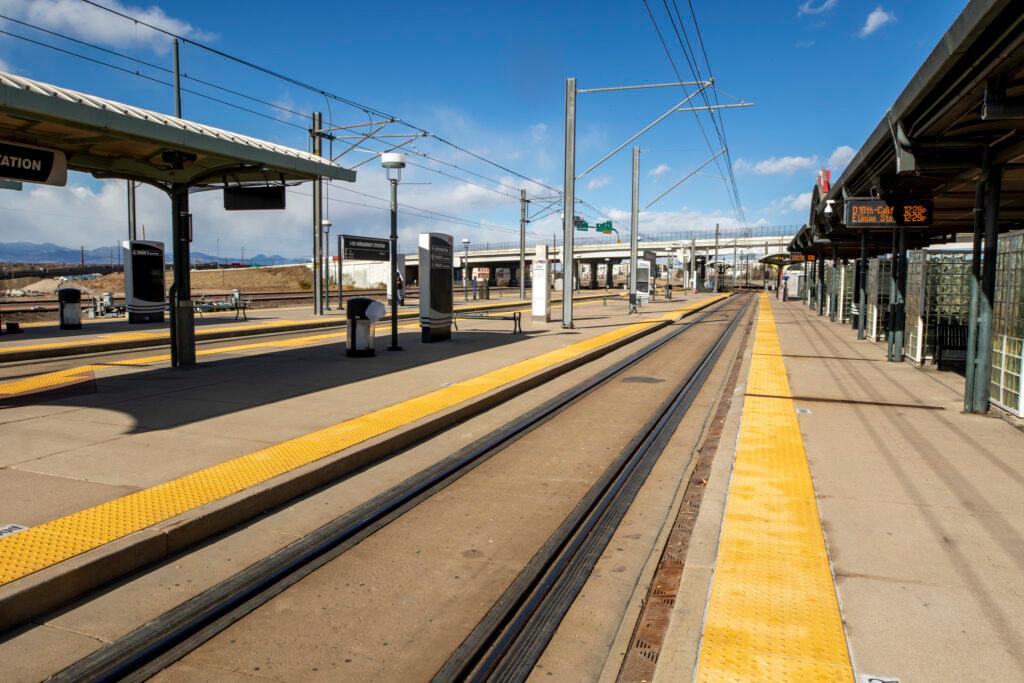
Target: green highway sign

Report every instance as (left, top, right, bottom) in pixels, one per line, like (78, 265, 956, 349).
(596, 221, 613, 233)
(573, 216, 589, 231)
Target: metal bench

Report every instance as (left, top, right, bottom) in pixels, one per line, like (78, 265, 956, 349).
(452, 311, 522, 333)
(195, 294, 251, 320)
(934, 322, 968, 370)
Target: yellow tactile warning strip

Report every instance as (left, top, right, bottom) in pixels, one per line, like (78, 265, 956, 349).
(695, 294, 852, 681)
(0, 293, 618, 357)
(0, 296, 619, 399)
(0, 294, 729, 585)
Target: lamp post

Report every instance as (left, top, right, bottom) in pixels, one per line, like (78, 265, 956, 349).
(381, 152, 406, 351)
(462, 238, 471, 301)
(322, 219, 332, 311)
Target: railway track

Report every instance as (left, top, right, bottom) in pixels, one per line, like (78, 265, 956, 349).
(49, 293, 751, 682)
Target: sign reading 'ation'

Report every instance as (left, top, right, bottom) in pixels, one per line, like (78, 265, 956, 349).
(844, 198, 933, 228)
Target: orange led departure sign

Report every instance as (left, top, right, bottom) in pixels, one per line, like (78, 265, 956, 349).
(844, 198, 933, 228)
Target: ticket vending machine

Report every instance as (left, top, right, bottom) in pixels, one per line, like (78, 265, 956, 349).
(122, 240, 166, 324)
(636, 260, 652, 304)
(419, 233, 453, 342)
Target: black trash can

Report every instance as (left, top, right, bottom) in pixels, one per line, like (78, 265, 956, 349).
(58, 287, 82, 330)
(346, 297, 386, 357)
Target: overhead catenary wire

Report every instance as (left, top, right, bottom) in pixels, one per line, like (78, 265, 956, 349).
(75, 0, 562, 195)
(0, 28, 307, 130)
(639, 0, 744, 224)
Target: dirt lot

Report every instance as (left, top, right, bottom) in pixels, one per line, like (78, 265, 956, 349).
(87, 264, 313, 295)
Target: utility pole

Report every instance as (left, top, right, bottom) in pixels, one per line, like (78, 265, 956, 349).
(690, 239, 696, 292)
(561, 77, 577, 329)
(629, 146, 640, 312)
(519, 188, 528, 301)
(311, 112, 323, 315)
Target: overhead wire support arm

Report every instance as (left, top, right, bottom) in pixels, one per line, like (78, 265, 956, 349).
(676, 102, 754, 112)
(577, 79, 709, 93)
(575, 82, 710, 181)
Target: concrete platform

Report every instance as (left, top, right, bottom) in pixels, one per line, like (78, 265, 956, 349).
(0, 292, 725, 636)
(653, 295, 1024, 682)
(0, 290, 617, 363)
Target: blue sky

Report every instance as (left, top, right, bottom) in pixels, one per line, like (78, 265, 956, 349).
(0, 0, 967, 258)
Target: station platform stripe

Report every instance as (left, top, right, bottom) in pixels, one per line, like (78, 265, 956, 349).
(0, 295, 593, 356)
(0, 294, 729, 586)
(0, 296, 617, 399)
(695, 294, 853, 681)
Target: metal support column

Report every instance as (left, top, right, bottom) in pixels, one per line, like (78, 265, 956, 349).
(561, 78, 577, 328)
(972, 163, 1002, 412)
(127, 181, 137, 241)
(830, 247, 838, 322)
(857, 231, 867, 339)
(816, 255, 826, 316)
(965, 156, 987, 411)
(388, 177, 401, 351)
(519, 188, 528, 301)
(170, 184, 195, 367)
(887, 228, 898, 360)
(629, 146, 640, 312)
(892, 228, 907, 361)
(311, 112, 323, 316)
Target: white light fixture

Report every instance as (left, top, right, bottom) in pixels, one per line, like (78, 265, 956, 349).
(461, 238, 471, 245)
(381, 152, 406, 181)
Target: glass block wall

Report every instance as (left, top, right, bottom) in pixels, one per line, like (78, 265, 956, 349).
(904, 251, 926, 362)
(904, 250, 972, 364)
(992, 230, 1024, 416)
(866, 258, 891, 341)
(840, 264, 855, 324)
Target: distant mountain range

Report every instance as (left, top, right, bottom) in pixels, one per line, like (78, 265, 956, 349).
(0, 242, 302, 266)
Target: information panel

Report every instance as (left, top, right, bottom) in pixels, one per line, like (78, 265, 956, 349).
(419, 233, 453, 343)
(844, 198, 933, 228)
(122, 240, 166, 324)
(343, 235, 389, 261)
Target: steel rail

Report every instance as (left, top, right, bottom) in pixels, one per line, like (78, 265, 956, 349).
(436, 295, 753, 682)
(50, 295, 743, 683)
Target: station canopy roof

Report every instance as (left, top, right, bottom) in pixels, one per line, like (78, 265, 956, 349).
(796, 0, 1024, 257)
(0, 70, 355, 190)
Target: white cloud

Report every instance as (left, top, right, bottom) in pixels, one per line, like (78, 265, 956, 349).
(734, 155, 818, 175)
(798, 0, 837, 16)
(605, 206, 746, 234)
(0, 56, 9, 73)
(529, 123, 548, 143)
(760, 191, 814, 217)
(828, 145, 856, 174)
(859, 7, 895, 37)
(648, 163, 672, 180)
(0, 0, 213, 54)
(586, 176, 609, 191)
(795, 40, 816, 49)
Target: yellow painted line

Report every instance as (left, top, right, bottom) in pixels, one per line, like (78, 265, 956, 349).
(696, 294, 852, 681)
(0, 293, 617, 355)
(0, 294, 727, 585)
(0, 296, 621, 398)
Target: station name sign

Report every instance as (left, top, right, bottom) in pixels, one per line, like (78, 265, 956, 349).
(844, 197, 933, 228)
(343, 235, 389, 261)
(0, 140, 67, 187)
